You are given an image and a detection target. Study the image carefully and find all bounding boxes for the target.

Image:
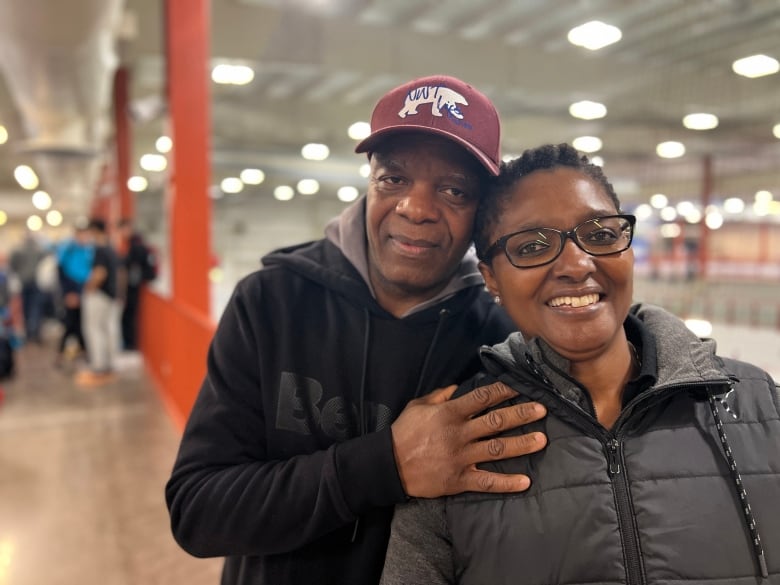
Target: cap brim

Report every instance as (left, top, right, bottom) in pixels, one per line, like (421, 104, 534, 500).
(355, 125, 499, 176)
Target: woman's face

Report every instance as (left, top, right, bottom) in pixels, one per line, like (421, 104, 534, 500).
(479, 166, 634, 362)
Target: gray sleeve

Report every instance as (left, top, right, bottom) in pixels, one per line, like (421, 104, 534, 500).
(380, 498, 455, 585)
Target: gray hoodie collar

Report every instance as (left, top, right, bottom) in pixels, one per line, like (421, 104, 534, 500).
(324, 195, 484, 317)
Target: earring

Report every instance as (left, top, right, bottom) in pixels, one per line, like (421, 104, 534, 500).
(494, 295, 501, 305)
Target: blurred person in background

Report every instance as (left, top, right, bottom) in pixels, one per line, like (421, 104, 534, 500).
(166, 75, 548, 585)
(117, 218, 157, 350)
(9, 232, 47, 344)
(75, 218, 121, 387)
(54, 222, 94, 368)
(380, 143, 780, 585)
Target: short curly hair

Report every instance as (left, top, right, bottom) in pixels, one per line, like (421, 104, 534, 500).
(474, 143, 621, 261)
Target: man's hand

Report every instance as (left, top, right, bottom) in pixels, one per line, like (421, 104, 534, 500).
(391, 382, 547, 498)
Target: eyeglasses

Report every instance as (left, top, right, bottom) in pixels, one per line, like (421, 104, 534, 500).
(484, 214, 636, 269)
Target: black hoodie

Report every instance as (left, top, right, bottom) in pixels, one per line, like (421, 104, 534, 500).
(165, 205, 515, 584)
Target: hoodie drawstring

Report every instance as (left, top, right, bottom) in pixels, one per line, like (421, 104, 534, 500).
(707, 388, 768, 578)
(351, 308, 372, 543)
(413, 309, 450, 398)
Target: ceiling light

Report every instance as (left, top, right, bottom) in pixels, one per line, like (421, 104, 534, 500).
(705, 210, 724, 229)
(569, 100, 607, 120)
(127, 176, 148, 192)
(755, 190, 773, 204)
(656, 141, 685, 158)
(660, 207, 678, 222)
(32, 190, 52, 210)
(359, 163, 370, 178)
(683, 113, 718, 130)
(301, 143, 330, 161)
(297, 179, 320, 195)
(348, 122, 371, 140)
(723, 197, 745, 214)
(567, 21, 622, 51)
(220, 177, 243, 194)
(337, 186, 359, 202)
(26, 215, 43, 231)
(685, 209, 702, 224)
(590, 156, 604, 167)
(46, 210, 63, 227)
(650, 193, 668, 209)
(240, 168, 265, 185)
(155, 136, 172, 153)
(212, 63, 255, 85)
(0, 210, 7, 226)
(14, 165, 39, 190)
(140, 153, 167, 172)
(572, 136, 602, 153)
(274, 185, 294, 201)
(732, 54, 779, 78)
(0, 125, 7, 144)
(774, 123, 780, 139)
(676, 200, 696, 216)
(634, 204, 653, 221)
(659, 223, 681, 238)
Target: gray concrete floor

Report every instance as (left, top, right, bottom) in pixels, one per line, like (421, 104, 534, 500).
(0, 337, 222, 585)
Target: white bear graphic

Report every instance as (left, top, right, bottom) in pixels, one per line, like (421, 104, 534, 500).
(398, 85, 468, 119)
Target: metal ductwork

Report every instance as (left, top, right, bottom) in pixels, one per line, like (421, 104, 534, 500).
(0, 0, 125, 216)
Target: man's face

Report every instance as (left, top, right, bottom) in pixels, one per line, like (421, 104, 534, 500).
(365, 133, 483, 315)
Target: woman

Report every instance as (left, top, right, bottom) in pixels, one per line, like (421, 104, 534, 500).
(380, 143, 780, 584)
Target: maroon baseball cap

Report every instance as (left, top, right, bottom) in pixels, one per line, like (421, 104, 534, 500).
(355, 75, 501, 176)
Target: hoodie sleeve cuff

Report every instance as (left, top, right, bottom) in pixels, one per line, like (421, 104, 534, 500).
(334, 426, 407, 514)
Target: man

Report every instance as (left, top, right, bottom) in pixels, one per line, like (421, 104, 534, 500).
(166, 75, 547, 585)
(75, 218, 120, 387)
(117, 218, 156, 350)
(9, 232, 46, 343)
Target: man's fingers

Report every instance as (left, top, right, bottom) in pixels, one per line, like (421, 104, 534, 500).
(461, 470, 532, 494)
(448, 381, 519, 416)
(462, 431, 547, 465)
(464, 399, 546, 441)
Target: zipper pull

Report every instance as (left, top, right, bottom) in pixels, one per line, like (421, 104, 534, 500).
(607, 439, 621, 475)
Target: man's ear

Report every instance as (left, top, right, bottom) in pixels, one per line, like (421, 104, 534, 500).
(478, 260, 499, 298)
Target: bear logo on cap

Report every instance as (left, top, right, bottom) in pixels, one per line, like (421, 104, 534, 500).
(398, 85, 468, 120)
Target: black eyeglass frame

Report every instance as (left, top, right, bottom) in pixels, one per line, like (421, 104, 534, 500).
(483, 214, 637, 269)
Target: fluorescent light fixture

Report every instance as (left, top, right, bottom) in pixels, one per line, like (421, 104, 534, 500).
(656, 141, 685, 158)
(660, 206, 678, 222)
(240, 168, 265, 185)
(301, 143, 330, 161)
(569, 100, 607, 120)
(723, 197, 745, 214)
(140, 153, 167, 172)
(676, 201, 695, 216)
(348, 121, 371, 140)
(650, 193, 668, 209)
(572, 136, 602, 153)
(755, 190, 773, 204)
(337, 186, 359, 202)
(634, 204, 653, 221)
(127, 176, 149, 192)
(732, 54, 779, 78)
(659, 223, 681, 238)
(274, 185, 295, 201)
(14, 165, 39, 190)
(155, 136, 172, 153)
(682, 113, 718, 130)
(774, 123, 780, 139)
(26, 215, 43, 231)
(0, 125, 7, 144)
(32, 190, 52, 210)
(684, 209, 702, 224)
(212, 63, 255, 85)
(567, 21, 622, 51)
(220, 177, 243, 194)
(297, 179, 320, 195)
(0, 210, 7, 225)
(705, 210, 724, 229)
(46, 210, 63, 227)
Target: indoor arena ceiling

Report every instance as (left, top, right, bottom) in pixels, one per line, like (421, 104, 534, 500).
(0, 0, 779, 226)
